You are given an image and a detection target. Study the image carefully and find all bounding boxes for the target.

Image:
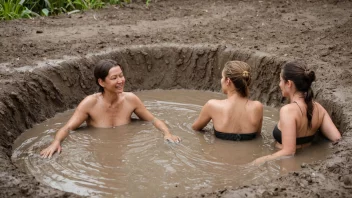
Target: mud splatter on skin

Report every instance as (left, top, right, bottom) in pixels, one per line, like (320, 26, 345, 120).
(1, 0, 352, 197)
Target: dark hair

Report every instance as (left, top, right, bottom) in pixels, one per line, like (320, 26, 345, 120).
(223, 61, 251, 97)
(282, 61, 316, 128)
(94, 59, 121, 93)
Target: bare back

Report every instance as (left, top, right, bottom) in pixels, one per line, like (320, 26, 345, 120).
(282, 101, 331, 138)
(210, 99, 263, 134)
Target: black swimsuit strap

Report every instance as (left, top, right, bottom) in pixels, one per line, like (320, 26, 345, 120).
(293, 101, 304, 116)
(213, 127, 257, 141)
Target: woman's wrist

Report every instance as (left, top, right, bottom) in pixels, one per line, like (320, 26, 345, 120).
(163, 130, 172, 136)
(53, 139, 61, 144)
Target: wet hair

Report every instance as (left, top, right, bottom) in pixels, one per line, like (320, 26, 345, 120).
(223, 61, 251, 97)
(94, 59, 121, 93)
(281, 61, 316, 128)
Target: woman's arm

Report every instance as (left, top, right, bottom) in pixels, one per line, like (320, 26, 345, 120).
(192, 101, 212, 131)
(254, 105, 297, 164)
(40, 97, 91, 158)
(253, 101, 264, 134)
(319, 104, 341, 142)
(132, 94, 181, 143)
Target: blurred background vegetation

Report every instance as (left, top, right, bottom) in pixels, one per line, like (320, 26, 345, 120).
(0, 0, 150, 20)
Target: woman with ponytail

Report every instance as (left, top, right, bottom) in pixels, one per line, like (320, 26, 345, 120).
(192, 61, 263, 141)
(254, 61, 341, 164)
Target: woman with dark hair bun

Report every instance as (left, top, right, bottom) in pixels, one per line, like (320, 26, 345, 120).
(192, 61, 263, 141)
(41, 59, 181, 158)
(254, 61, 341, 164)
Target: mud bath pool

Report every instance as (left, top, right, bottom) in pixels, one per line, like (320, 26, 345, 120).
(1, 44, 350, 197)
(12, 89, 331, 197)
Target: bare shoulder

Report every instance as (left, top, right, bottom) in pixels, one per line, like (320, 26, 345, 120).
(313, 101, 328, 115)
(249, 100, 263, 111)
(123, 92, 143, 107)
(206, 99, 222, 108)
(313, 101, 325, 111)
(248, 101, 263, 124)
(280, 103, 297, 115)
(124, 92, 139, 101)
(207, 99, 219, 105)
(79, 93, 99, 107)
(73, 93, 100, 114)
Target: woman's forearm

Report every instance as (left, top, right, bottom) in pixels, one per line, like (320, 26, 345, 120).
(54, 127, 70, 142)
(256, 149, 295, 164)
(272, 149, 295, 159)
(153, 119, 171, 136)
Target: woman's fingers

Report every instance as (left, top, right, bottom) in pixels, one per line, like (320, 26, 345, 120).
(43, 149, 51, 158)
(177, 136, 181, 142)
(48, 150, 54, 159)
(174, 136, 181, 143)
(164, 136, 174, 143)
(40, 146, 59, 158)
(173, 135, 181, 143)
(40, 148, 49, 158)
(165, 135, 181, 143)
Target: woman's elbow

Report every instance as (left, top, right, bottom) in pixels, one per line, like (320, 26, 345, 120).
(286, 150, 296, 156)
(191, 124, 197, 131)
(281, 147, 296, 156)
(191, 123, 200, 131)
(331, 134, 341, 143)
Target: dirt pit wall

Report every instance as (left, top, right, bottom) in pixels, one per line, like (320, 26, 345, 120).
(0, 44, 350, 197)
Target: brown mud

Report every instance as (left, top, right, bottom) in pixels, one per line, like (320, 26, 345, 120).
(0, 0, 352, 197)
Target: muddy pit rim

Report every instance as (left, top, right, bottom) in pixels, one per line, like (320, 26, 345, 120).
(1, 43, 349, 197)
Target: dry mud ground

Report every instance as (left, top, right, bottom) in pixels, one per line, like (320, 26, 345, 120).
(1, 0, 352, 197)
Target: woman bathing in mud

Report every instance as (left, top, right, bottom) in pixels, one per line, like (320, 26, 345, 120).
(254, 61, 341, 164)
(40, 59, 181, 158)
(192, 61, 263, 141)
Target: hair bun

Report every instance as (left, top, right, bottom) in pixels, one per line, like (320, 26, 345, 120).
(242, 71, 250, 78)
(304, 69, 316, 83)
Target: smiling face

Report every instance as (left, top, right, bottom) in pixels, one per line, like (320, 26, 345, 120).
(99, 66, 125, 94)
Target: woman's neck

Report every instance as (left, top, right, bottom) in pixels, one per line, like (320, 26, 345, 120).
(288, 91, 304, 103)
(102, 91, 121, 105)
(227, 90, 246, 101)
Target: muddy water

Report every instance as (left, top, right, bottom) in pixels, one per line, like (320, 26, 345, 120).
(12, 90, 330, 197)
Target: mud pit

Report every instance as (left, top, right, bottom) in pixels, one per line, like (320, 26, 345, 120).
(1, 0, 352, 197)
(11, 90, 281, 197)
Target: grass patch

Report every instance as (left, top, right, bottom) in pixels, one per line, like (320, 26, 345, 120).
(0, 0, 151, 20)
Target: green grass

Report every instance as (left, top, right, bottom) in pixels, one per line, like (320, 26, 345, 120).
(0, 0, 38, 20)
(0, 0, 151, 20)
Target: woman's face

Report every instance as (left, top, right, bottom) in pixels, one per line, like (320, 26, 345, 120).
(102, 66, 125, 93)
(221, 71, 227, 94)
(279, 73, 288, 97)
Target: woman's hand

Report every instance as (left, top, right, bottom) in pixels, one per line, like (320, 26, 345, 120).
(164, 134, 181, 143)
(40, 140, 62, 158)
(253, 155, 270, 165)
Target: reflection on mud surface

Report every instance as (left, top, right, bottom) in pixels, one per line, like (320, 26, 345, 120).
(12, 90, 330, 197)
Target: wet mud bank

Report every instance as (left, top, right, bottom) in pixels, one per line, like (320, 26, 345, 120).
(0, 44, 351, 197)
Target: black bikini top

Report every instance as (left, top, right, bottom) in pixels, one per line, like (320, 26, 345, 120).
(273, 101, 315, 145)
(213, 127, 257, 141)
(273, 125, 315, 145)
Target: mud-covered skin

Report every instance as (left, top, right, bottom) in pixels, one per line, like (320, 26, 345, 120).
(1, 0, 352, 197)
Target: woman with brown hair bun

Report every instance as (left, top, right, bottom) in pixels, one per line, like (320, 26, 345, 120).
(192, 61, 263, 141)
(254, 61, 341, 164)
